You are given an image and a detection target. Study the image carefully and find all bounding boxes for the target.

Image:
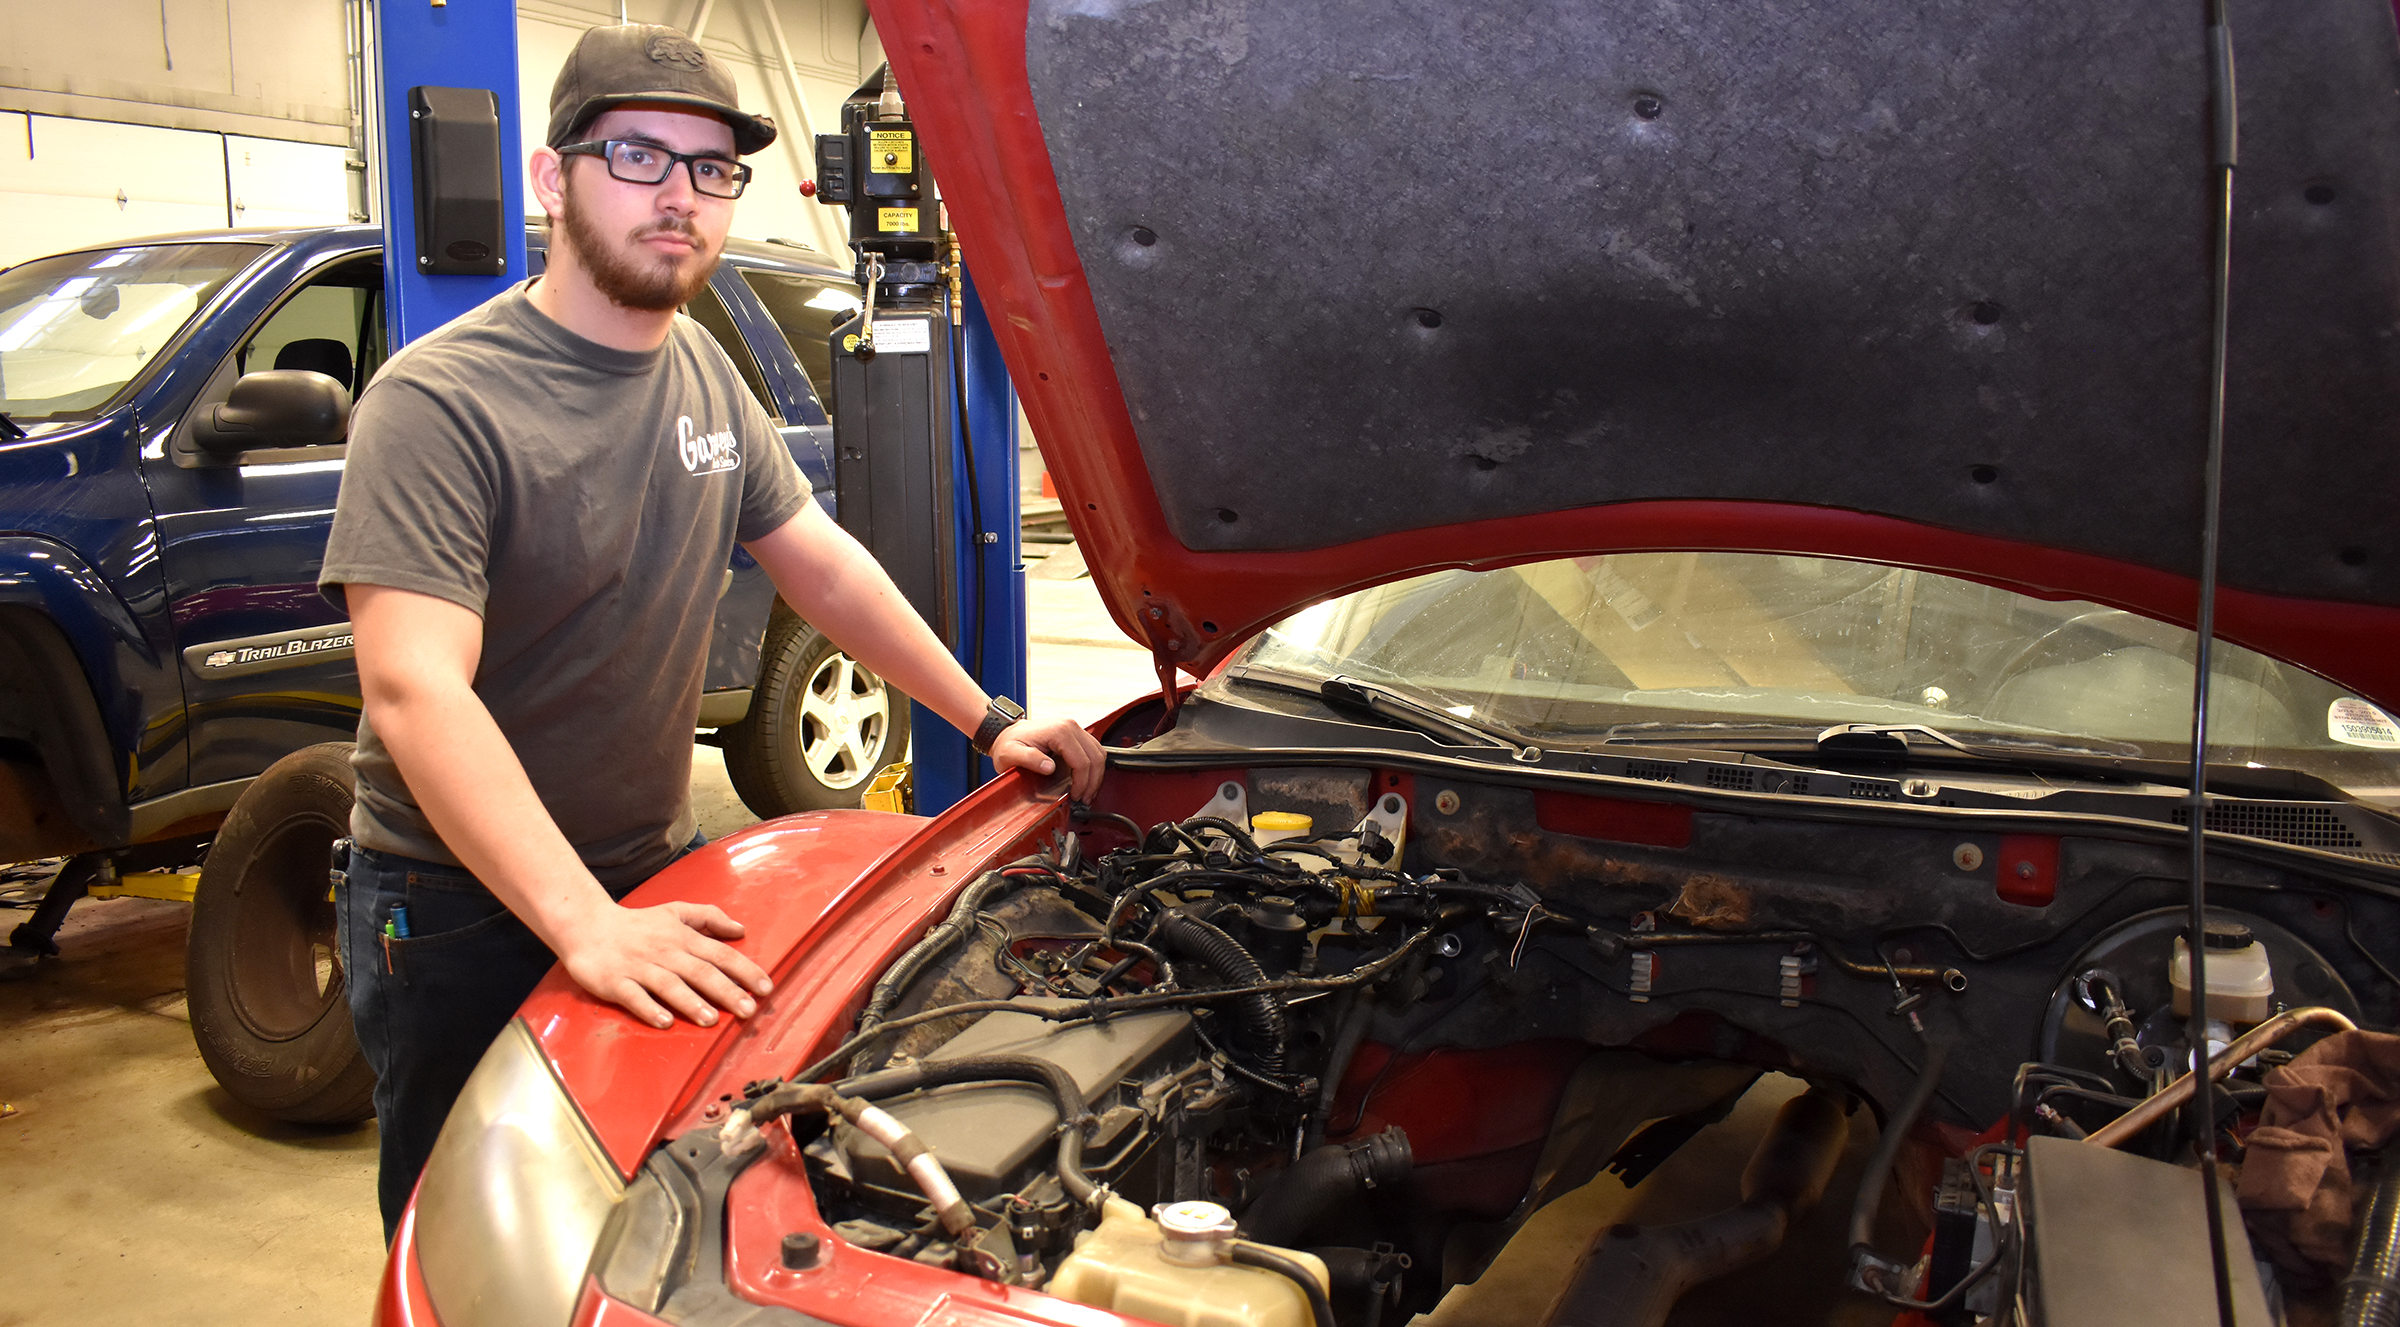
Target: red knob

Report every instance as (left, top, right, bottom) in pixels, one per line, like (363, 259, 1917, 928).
(799, 178, 817, 198)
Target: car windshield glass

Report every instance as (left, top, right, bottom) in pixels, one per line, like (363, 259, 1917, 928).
(0, 243, 264, 421)
(1224, 552, 2400, 799)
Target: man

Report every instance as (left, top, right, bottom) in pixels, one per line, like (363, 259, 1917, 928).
(320, 23, 1104, 1237)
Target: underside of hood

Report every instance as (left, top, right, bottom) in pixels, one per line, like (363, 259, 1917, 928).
(874, 0, 2400, 707)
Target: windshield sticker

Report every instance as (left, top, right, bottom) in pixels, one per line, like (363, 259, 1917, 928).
(2328, 698, 2400, 749)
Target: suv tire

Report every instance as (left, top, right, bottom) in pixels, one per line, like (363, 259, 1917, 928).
(724, 605, 910, 818)
(187, 742, 375, 1124)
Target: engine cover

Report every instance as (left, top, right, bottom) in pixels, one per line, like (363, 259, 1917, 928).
(835, 999, 1194, 1203)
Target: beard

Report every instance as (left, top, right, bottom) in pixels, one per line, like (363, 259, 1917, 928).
(558, 173, 721, 312)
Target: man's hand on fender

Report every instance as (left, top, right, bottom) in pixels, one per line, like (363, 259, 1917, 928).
(555, 898, 775, 1030)
(990, 714, 1108, 801)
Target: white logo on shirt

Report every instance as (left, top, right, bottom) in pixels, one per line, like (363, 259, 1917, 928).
(677, 416, 741, 475)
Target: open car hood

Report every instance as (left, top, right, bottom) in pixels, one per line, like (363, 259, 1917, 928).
(873, 0, 2400, 709)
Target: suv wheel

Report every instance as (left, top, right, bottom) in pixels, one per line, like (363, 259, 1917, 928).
(186, 742, 375, 1124)
(723, 605, 911, 818)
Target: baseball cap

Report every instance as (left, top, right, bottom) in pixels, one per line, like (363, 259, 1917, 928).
(547, 24, 777, 156)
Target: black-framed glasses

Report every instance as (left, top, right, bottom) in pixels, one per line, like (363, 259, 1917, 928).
(559, 139, 751, 199)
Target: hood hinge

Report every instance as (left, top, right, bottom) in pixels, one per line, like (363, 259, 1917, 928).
(1138, 599, 1193, 732)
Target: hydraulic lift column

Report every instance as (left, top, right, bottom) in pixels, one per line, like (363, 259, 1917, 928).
(815, 70, 1028, 815)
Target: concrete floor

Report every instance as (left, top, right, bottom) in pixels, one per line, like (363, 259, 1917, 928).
(0, 566, 1914, 1325)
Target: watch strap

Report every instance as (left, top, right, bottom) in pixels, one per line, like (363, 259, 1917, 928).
(971, 696, 1026, 755)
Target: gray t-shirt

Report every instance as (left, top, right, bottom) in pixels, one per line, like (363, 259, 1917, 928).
(320, 284, 810, 889)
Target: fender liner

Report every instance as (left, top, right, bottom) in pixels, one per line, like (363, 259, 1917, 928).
(0, 537, 151, 848)
(0, 606, 130, 846)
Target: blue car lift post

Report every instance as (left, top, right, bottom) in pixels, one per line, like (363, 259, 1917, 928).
(372, 4, 526, 350)
(917, 280, 1028, 815)
(370, 5, 1021, 816)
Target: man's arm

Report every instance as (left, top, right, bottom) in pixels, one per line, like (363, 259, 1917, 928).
(347, 583, 774, 1028)
(743, 502, 1106, 799)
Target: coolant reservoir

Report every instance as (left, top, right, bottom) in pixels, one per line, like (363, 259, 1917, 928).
(2170, 922, 2275, 1024)
(1047, 1197, 1329, 1327)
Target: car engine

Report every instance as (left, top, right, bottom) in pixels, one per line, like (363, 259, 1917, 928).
(670, 765, 2397, 1327)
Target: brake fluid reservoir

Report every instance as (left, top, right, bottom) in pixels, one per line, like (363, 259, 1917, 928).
(2170, 921, 2275, 1024)
(1048, 1197, 1329, 1327)
(1250, 811, 1312, 846)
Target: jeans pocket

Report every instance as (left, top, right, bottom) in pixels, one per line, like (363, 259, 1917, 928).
(396, 865, 508, 941)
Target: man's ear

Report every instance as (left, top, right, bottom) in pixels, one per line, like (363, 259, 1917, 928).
(528, 146, 568, 219)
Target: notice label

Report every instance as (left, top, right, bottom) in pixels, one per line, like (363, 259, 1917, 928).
(870, 318, 933, 355)
(868, 130, 913, 173)
(877, 206, 920, 234)
(2329, 697, 2400, 748)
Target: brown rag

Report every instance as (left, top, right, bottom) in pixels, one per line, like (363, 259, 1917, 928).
(2235, 1028, 2400, 1273)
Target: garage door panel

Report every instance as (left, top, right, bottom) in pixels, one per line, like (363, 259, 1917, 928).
(225, 135, 351, 229)
(0, 116, 229, 266)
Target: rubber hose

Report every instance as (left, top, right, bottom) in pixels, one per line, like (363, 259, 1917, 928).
(836, 1053, 1102, 1204)
(1241, 1127, 1414, 1248)
(1231, 1242, 1337, 1327)
(1847, 1032, 1954, 1265)
(851, 870, 1011, 1068)
(2342, 1156, 2400, 1327)
(1158, 911, 1289, 1076)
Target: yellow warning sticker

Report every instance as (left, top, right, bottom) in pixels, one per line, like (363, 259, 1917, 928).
(870, 130, 913, 173)
(841, 333, 863, 354)
(878, 207, 920, 233)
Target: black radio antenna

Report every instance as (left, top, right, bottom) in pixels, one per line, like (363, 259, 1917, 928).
(2188, 1, 2240, 1324)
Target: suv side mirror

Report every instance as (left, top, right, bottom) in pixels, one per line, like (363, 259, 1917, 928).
(191, 370, 351, 457)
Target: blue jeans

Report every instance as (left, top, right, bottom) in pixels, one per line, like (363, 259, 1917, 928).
(337, 837, 699, 1241)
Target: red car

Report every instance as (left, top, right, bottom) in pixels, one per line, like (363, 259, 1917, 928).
(377, 2, 2400, 1325)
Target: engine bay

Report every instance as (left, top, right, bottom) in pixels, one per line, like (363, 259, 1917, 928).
(604, 762, 2400, 1327)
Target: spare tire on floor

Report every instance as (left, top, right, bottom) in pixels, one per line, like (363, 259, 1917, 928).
(187, 742, 375, 1124)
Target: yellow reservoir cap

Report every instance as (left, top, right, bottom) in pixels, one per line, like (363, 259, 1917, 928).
(1249, 812, 1312, 845)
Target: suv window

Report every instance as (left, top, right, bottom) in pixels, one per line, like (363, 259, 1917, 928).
(737, 269, 860, 408)
(685, 284, 779, 422)
(0, 243, 265, 420)
(237, 257, 385, 396)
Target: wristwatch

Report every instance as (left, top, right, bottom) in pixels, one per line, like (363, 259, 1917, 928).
(970, 695, 1027, 755)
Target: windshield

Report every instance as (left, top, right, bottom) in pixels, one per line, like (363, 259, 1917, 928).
(0, 244, 264, 422)
(1225, 552, 2400, 798)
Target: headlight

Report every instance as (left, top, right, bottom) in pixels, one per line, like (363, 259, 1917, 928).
(414, 1018, 624, 1327)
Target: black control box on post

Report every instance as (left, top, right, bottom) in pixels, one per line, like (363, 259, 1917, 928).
(407, 86, 506, 275)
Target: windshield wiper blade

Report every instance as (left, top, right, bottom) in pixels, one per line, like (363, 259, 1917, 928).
(1814, 723, 1978, 755)
(1225, 665, 1542, 762)
(1601, 722, 1817, 746)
